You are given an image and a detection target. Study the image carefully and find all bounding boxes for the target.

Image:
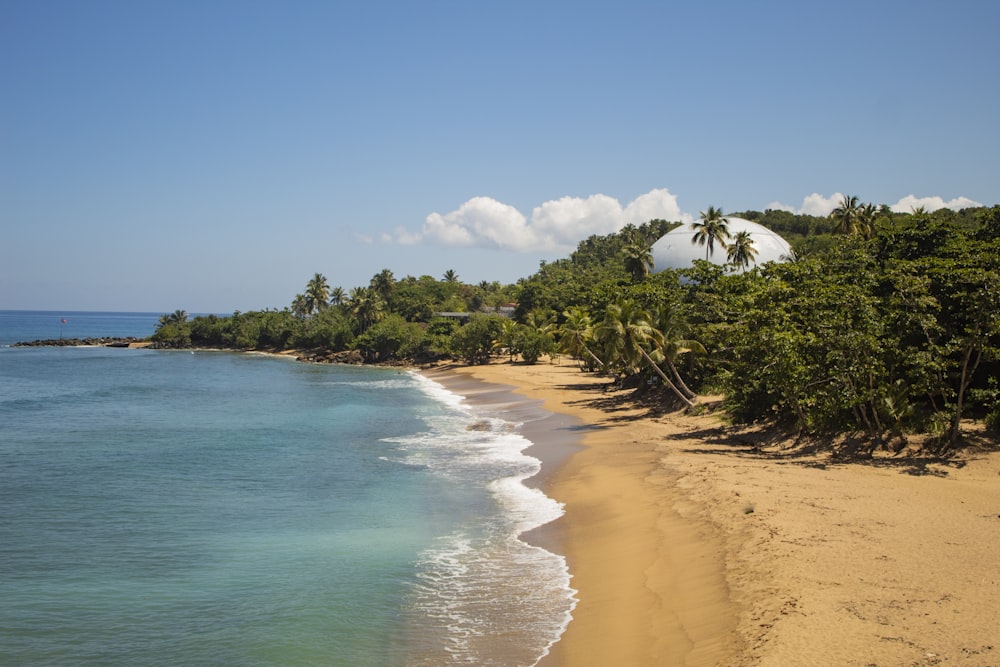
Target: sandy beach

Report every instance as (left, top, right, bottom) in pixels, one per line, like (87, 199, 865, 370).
(426, 360, 1000, 666)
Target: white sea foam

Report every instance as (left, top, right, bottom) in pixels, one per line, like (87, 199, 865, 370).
(396, 372, 578, 665)
(324, 377, 416, 391)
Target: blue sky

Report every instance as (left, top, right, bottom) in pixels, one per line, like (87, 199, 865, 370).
(2, 0, 997, 313)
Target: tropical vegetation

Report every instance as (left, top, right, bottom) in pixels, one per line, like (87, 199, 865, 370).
(151, 202, 1000, 452)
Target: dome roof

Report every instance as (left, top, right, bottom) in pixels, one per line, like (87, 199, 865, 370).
(651, 217, 792, 273)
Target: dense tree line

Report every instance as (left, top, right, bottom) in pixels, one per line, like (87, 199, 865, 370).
(153, 202, 1000, 450)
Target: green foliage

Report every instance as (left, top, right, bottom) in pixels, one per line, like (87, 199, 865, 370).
(293, 308, 355, 350)
(189, 314, 228, 346)
(151, 322, 191, 348)
(145, 206, 1000, 450)
(152, 309, 192, 347)
(514, 325, 555, 364)
(426, 317, 459, 356)
(449, 314, 505, 364)
(715, 212, 1000, 445)
(355, 314, 427, 362)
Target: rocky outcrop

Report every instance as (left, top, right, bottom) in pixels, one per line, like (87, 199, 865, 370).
(12, 337, 145, 348)
(296, 349, 365, 365)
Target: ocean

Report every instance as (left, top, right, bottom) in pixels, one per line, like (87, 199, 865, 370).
(0, 311, 575, 666)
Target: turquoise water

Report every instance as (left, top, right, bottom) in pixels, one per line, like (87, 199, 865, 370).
(0, 312, 573, 666)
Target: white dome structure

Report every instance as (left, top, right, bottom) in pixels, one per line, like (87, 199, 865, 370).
(651, 217, 792, 273)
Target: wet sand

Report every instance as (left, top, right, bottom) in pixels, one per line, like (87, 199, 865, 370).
(424, 360, 1000, 666)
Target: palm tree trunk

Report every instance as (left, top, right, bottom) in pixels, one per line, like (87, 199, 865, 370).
(580, 340, 606, 372)
(639, 348, 695, 407)
(666, 358, 697, 399)
(948, 341, 982, 449)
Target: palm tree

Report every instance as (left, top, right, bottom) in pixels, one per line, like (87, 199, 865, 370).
(158, 309, 188, 327)
(495, 319, 520, 361)
(443, 269, 459, 284)
(291, 294, 310, 319)
(305, 273, 331, 315)
(370, 269, 395, 302)
(349, 286, 385, 333)
(622, 241, 654, 282)
(726, 230, 758, 272)
(329, 286, 346, 307)
(650, 302, 705, 400)
(858, 203, 877, 238)
(831, 195, 866, 236)
(594, 299, 695, 407)
(691, 206, 731, 260)
(557, 307, 604, 370)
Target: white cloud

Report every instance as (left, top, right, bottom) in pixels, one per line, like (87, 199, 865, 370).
(623, 188, 692, 225)
(768, 192, 983, 216)
(530, 194, 625, 249)
(421, 196, 534, 249)
(766, 192, 845, 217)
(385, 188, 690, 253)
(889, 194, 981, 213)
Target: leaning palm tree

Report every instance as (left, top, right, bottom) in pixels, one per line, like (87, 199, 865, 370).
(650, 302, 705, 400)
(691, 206, 731, 260)
(594, 299, 695, 407)
(726, 230, 758, 272)
(557, 307, 605, 370)
(622, 241, 654, 282)
(305, 273, 331, 315)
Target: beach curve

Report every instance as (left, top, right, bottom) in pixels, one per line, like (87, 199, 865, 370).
(423, 359, 1000, 666)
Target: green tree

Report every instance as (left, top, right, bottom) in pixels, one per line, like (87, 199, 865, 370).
(494, 319, 521, 361)
(449, 314, 504, 364)
(305, 273, 331, 314)
(830, 195, 873, 237)
(152, 310, 192, 348)
(622, 241, 654, 282)
(348, 286, 386, 333)
(650, 301, 704, 401)
(158, 309, 189, 326)
(291, 294, 310, 319)
(726, 230, 758, 272)
(514, 326, 552, 364)
(370, 269, 395, 303)
(691, 206, 731, 260)
(355, 314, 426, 362)
(293, 307, 355, 350)
(594, 298, 695, 407)
(557, 307, 605, 370)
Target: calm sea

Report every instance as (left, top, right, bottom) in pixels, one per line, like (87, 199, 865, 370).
(0, 311, 573, 666)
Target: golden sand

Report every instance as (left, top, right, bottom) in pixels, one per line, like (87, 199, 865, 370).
(427, 360, 1000, 666)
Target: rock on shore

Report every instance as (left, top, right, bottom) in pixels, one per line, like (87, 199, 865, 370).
(12, 337, 145, 348)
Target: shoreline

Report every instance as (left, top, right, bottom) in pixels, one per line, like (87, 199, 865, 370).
(423, 361, 741, 665)
(424, 360, 1000, 666)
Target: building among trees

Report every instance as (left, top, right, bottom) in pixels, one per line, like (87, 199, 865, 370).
(650, 217, 793, 272)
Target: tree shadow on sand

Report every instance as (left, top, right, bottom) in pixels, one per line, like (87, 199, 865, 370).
(561, 377, 998, 477)
(673, 421, 996, 477)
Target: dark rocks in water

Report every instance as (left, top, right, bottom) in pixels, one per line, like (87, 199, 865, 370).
(12, 337, 144, 348)
(466, 419, 492, 432)
(296, 349, 365, 365)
